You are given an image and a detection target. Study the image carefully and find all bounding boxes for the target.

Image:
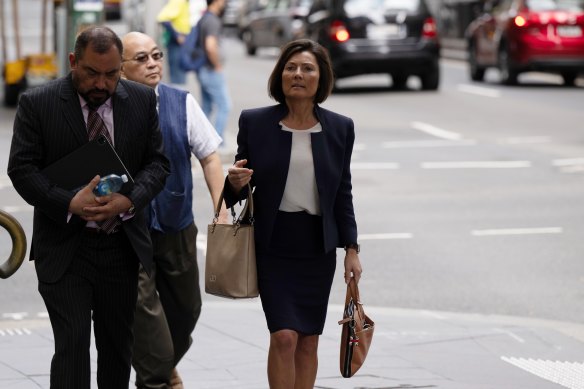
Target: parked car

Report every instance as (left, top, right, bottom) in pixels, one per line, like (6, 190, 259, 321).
(466, 0, 584, 85)
(304, 0, 440, 90)
(239, 0, 313, 55)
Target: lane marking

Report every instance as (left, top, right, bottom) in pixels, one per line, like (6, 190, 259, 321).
(411, 121, 462, 140)
(422, 161, 531, 169)
(457, 84, 502, 98)
(2, 312, 28, 320)
(500, 136, 551, 144)
(350, 162, 400, 170)
(382, 139, 477, 148)
(495, 328, 526, 343)
(502, 357, 584, 389)
(359, 233, 413, 240)
(472, 227, 563, 236)
(1, 205, 33, 213)
(553, 158, 584, 167)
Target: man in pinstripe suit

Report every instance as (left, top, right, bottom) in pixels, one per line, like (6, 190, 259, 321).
(7, 26, 170, 389)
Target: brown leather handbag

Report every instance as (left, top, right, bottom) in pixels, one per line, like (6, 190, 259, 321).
(339, 278, 374, 378)
(205, 184, 258, 299)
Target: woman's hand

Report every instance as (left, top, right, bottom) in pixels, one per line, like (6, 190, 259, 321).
(344, 249, 362, 284)
(227, 159, 253, 193)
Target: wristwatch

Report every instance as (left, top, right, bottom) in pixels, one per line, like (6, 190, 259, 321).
(344, 243, 360, 254)
(127, 203, 136, 215)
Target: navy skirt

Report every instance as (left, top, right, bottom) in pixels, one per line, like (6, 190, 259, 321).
(257, 211, 336, 335)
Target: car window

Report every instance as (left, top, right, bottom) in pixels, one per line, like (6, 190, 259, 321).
(526, 0, 584, 11)
(344, 0, 421, 16)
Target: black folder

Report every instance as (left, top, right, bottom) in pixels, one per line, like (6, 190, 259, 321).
(42, 135, 134, 194)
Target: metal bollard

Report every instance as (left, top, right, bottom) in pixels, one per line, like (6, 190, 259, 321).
(0, 210, 27, 279)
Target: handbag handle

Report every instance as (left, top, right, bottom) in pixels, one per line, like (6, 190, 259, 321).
(213, 183, 254, 226)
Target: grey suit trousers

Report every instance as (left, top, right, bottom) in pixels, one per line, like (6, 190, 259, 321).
(132, 223, 202, 388)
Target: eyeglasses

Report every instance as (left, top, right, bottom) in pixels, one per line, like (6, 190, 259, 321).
(123, 51, 164, 63)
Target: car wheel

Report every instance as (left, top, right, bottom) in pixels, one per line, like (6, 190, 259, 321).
(421, 67, 440, 91)
(242, 30, 257, 56)
(561, 72, 577, 86)
(468, 41, 485, 82)
(498, 45, 518, 85)
(391, 74, 408, 89)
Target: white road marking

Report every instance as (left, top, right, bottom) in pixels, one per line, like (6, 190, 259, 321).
(2, 312, 28, 320)
(495, 328, 526, 343)
(382, 139, 477, 148)
(411, 121, 463, 140)
(457, 84, 502, 98)
(500, 136, 551, 144)
(472, 227, 563, 236)
(359, 233, 413, 240)
(1, 205, 33, 213)
(422, 161, 531, 169)
(553, 158, 584, 167)
(350, 162, 400, 170)
(502, 357, 584, 389)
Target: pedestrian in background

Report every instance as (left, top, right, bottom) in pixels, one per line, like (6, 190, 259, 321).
(224, 39, 363, 389)
(7, 26, 169, 389)
(157, 0, 191, 85)
(197, 0, 232, 142)
(121, 31, 228, 389)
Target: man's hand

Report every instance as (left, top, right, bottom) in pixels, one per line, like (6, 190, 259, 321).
(69, 175, 132, 221)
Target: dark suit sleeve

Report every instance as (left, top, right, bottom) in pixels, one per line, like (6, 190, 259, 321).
(125, 88, 170, 212)
(334, 117, 358, 246)
(223, 110, 252, 208)
(8, 92, 75, 224)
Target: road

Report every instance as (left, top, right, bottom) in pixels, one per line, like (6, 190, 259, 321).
(1, 36, 583, 329)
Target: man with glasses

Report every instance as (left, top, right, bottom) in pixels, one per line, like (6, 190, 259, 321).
(8, 26, 169, 388)
(121, 31, 227, 389)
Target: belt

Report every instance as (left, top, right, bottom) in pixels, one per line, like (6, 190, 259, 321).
(84, 226, 120, 235)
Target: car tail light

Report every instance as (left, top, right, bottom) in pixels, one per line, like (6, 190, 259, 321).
(514, 15, 528, 27)
(422, 17, 438, 39)
(330, 20, 350, 42)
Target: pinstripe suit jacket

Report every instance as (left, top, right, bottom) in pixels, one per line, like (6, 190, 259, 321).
(225, 103, 358, 253)
(7, 74, 170, 283)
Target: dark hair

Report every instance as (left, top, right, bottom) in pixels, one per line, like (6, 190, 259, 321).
(74, 26, 123, 61)
(268, 39, 334, 104)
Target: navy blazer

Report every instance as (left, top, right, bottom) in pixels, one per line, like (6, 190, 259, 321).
(225, 104, 358, 253)
(7, 74, 170, 282)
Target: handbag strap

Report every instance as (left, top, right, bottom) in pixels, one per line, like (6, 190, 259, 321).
(213, 183, 254, 225)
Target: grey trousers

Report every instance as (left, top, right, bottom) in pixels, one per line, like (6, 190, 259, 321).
(132, 223, 202, 389)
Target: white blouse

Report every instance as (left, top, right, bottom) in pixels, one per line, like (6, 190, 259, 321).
(278, 122, 322, 215)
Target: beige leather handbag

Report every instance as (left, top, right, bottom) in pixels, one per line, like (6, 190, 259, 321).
(205, 184, 258, 299)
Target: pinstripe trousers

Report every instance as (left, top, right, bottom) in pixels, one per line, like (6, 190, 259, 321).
(38, 229, 139, 389)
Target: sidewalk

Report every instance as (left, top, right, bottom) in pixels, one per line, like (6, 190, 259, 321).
(2, 300, 584, 389)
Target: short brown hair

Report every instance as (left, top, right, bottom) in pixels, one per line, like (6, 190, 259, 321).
(268, 39, 334, 104)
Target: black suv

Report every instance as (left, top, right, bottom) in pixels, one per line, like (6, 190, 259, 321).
(304, 0, 440, 89)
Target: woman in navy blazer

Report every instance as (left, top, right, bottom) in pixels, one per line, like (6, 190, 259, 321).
(225, 39, 362, 388)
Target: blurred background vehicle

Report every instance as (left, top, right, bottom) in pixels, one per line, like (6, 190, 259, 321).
(466, 0, 584, 86)
(223, 0, 246, 26)
(304, 0, 441, 90)
(239, 0, 313, 55)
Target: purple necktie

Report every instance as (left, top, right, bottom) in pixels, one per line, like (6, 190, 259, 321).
(87, 108, 120, 234)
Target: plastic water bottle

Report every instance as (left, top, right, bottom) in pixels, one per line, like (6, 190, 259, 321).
(93, 174, 128, 196)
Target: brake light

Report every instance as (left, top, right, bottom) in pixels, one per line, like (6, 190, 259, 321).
(514, 15, 527, 27)
(422, 17, 437, 39)
(330, 20, 350, 42)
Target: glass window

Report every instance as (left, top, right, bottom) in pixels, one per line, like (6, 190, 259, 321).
(526, 0, 584, 11)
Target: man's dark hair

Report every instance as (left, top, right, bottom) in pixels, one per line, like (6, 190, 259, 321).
(74, 26, 123, 61)
(268, 39, 334, 105)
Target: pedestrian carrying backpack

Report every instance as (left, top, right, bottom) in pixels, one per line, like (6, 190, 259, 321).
(179, 13, 208, 72)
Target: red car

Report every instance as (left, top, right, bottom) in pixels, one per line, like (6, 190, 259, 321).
(466, 0, 584, 85)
